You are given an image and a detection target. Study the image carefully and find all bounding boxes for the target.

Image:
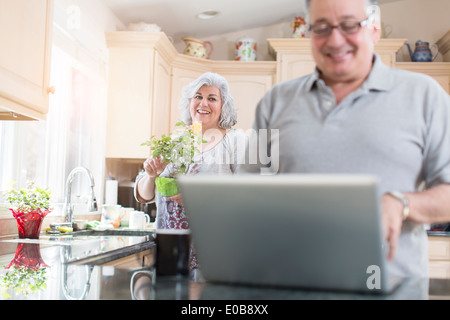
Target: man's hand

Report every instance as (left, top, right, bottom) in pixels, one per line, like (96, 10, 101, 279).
(381, 193, 405, 261)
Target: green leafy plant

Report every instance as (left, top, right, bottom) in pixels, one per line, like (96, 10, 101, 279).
(0, 242, 49, 299)
(141, 121, 206, 176)
(0, 265, 48, 299)
(3, 181, 52, 213)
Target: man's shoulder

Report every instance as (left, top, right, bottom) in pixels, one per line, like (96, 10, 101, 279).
(268, 73, 316, 95)
(386, 64, 442, 89)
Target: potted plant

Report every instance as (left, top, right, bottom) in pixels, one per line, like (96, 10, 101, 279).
(141, 121, 205, 197)
(3, 181, 52, 239)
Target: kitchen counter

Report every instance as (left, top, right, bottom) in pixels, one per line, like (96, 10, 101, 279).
(0, 229, 155, 300)
(428, 231, 450, 237)
(1, 232, 450, 303)
(0, 229, 155, 265)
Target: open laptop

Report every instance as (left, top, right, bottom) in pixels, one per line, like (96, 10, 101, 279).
(177, 174, 399, 294)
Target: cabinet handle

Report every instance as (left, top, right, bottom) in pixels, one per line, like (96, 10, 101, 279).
(48, 86, 56, 94)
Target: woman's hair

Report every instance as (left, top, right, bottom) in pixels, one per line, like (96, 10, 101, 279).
(178, 72, 237, 129)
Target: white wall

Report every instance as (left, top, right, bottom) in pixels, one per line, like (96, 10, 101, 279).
(51, 0, 124, 207)
(174, 21, 293, 61)
(54, 0, 124, 66)
(379, 0, 449, 62)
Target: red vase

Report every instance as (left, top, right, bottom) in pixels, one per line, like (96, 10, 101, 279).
(10, 209, 50, 239)
(6, 243, 48, 270)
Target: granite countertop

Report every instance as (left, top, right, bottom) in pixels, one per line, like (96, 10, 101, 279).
(1, 231, 450, 302)
(428, 231, 450, 237)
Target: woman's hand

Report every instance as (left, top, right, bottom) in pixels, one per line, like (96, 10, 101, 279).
(143, 156, 168, 178)
(136, 156, 168, 202)
(168, 193, 184, 207)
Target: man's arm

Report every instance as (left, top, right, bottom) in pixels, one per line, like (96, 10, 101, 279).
(382, 183, 450, 260)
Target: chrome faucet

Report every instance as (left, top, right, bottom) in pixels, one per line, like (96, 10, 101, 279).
(61, 246, 93, 300)
(63, 166, 98, 225)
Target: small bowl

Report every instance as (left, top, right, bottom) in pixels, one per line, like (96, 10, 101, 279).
(73, 219, 88, 231)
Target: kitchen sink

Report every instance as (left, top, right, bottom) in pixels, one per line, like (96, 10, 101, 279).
(40, 228, 156, 244)
(42, 226, 155, 238)
(0, 229, 155, 245)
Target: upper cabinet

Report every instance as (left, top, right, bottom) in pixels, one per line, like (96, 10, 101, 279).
(169, 58, 275, 133)
(268, 38, 408, 83)
(0, 0, 54, 120)
(268, 38, 450, 93)
(396, 62, 450, 94)
(105, 32, 276, 158)
(105, 32, 177, 158)
(106, 35, 449, 159)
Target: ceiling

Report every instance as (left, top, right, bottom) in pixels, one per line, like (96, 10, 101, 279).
(100, 0, 402, 40)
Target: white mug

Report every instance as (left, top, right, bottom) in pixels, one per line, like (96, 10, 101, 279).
(129, 211, 150, 229)
(120, 207, 134, 227)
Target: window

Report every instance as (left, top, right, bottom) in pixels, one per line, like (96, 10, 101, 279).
(0, 45, 107, 215)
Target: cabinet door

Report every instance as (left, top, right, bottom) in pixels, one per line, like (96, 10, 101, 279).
(151, 53, 173, 139)
(106, 47, 154, 158)
(431, 75, 450, 94)
(225, 74, 274, 131)
(170, 66, 205, 132)
(428, 236, 450, 279)
(395, 63, 450, 94)
(0, 0, 54, 120)
(269, 39, 407, 84)
(170, 61, 275, 133)
(277, 53, 316, 83)
(429, 237, 450, 260)
(429, 261, 450, 279)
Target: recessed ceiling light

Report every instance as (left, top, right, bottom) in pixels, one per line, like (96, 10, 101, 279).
(196, 10, 220, 20)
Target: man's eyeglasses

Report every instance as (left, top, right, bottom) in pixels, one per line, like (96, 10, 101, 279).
(308, 19, 369, 38)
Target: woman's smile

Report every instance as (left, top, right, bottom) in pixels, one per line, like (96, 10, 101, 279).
(189, 85, 222, 131)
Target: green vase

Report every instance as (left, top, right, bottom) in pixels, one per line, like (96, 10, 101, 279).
(155, 177, 179, 197)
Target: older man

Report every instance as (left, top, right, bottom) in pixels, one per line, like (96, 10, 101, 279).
(247, 0, 450, 278)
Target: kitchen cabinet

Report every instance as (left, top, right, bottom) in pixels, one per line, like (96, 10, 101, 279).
(0, 0, 54, 120)
(170, 58, 276, 133)
(101, 248, 154, 269)
(106, 35, 449, 159)
(268, 38, 450, 94)
(105, 32, 177, 158)
(268, 38, 406, 83)
(106, 32, 275, 158)
(396, 62, 450, 94)
(215, 62, 275, 132)
(428, 236, 450, 279)
(169, 56, 208, 133)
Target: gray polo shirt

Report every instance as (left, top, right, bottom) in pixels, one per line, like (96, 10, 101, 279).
(247, 54, 450, 278)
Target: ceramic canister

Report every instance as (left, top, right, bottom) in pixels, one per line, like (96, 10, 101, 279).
(235, 37, 257, 61)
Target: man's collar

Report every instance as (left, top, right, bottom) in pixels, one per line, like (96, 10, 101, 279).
(308, 53, 393, 92)
(361, 53, 393, 92)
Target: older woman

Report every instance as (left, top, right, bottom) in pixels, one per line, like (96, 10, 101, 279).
(135, 72, 245, 231)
